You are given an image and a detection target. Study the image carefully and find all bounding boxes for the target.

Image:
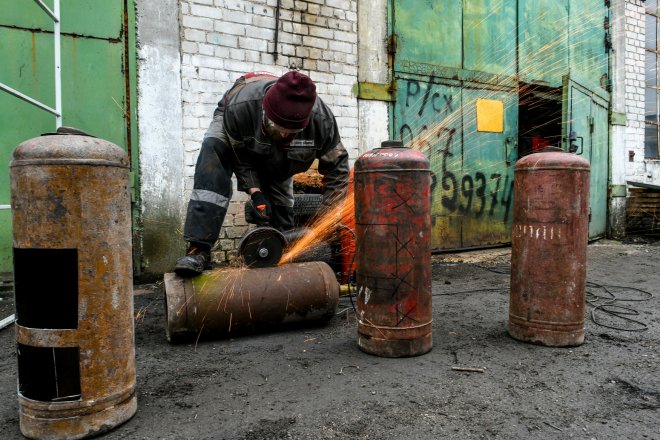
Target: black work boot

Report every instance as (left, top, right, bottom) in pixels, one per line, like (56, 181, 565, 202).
(174, 245, 211, 277)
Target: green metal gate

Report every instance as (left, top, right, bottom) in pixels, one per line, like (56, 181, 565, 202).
(390, 0, 610, 250)
(391, 0, 519, 250)
(562, 74, 610, 237)
(0, 0, 137, 276)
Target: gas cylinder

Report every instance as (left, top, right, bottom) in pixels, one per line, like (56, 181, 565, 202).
(509, 148, 590, 347)
(164, 261, 339, 341)
(10, 130, 136, 439)
(354, 140, 432, 357)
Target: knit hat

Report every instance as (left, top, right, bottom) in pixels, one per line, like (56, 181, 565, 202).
(263, 72, 317, 130)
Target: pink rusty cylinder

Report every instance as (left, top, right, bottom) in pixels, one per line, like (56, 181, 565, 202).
(509, 148, 590, 347)
(354, 140, 432, 357)
(10, 131, 137, 439)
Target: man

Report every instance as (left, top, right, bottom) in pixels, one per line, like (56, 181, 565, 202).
(174, 71, 350, 276)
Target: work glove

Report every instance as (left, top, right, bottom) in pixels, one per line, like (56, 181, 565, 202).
(245, 191, 271, 226)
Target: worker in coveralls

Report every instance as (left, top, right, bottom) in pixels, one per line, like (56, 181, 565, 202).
(174, 71, 350, 276)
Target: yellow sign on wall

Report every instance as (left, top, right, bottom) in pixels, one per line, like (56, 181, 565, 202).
(476, 99, 504, 133)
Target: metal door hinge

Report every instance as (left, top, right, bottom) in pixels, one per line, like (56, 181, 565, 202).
(604, 17, 612, 52)
(387, 34, 398, 56)
(355, 81, 397, 102)
(129, 171, 136, 203)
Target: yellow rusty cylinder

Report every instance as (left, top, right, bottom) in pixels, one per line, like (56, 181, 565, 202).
(10, 132, 136, 440)
(164, 262, 340, 342)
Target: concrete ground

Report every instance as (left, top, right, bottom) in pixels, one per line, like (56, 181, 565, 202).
(0, 239, 659, 439)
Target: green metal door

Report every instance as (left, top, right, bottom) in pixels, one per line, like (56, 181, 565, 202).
(518, 0, 569, 87)
(562, 0, 610, 239)
(0, 0, 137, 276)
(391, 0, 518, 250)
(569, 0, 610, 91)
(562, 75, 609, 238)
(460, 86, 518, 247)
(463, 0, 517, 76)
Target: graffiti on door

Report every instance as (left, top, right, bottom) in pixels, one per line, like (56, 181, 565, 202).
(396, 76, 515, 225)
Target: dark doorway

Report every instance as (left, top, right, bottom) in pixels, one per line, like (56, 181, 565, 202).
(518, 84, 563, 158)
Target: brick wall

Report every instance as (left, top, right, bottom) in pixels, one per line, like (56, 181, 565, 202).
(179, 0, 359, 262)
(624, 0, 648, 181)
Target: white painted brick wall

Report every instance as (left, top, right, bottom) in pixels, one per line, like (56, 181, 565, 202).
(180, 0, 359, 262)
(624, 1, 648, 182)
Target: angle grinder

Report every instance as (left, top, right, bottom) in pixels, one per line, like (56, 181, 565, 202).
(237, 226, 332, 268)
(237, 226, 287, 268)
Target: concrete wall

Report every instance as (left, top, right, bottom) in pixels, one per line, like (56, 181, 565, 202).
(356, 0, 389, 154)
(136, 0, 186, 277)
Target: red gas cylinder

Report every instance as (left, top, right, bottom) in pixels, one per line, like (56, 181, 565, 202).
(509, 148, 590, 347)
(354, 140, 432, 357)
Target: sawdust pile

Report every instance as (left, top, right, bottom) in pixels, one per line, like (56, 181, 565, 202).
(293, 170, 323, 194)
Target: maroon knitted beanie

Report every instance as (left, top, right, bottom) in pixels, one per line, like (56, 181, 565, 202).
(263, 71, 317, 130)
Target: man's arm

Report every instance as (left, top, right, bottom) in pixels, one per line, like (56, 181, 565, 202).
(318, 142, 350, 208)
(223, 101, 263, 193)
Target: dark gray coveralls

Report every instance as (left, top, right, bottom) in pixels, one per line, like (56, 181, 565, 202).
(183, 73, 350, 249)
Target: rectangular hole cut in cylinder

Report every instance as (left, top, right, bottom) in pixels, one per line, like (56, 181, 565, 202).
(13, 248, 78, 329)
(17, 344, 81, 402)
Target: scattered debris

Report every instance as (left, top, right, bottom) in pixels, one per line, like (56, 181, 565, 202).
(338, 365, 360, 375)
(451, 366, 485, 373)
(0, 314, 15, 331)
(543, 421, 563, 432)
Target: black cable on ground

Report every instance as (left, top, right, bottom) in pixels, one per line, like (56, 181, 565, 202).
(586, 281, 654, 332)
(432, 288, 507, 297)
(474, 264, 511, 275)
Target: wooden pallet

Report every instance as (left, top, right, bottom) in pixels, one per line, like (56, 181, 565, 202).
(626, 187, 660, 235)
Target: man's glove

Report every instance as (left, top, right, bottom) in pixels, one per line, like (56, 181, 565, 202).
(245, 191, 271, 226)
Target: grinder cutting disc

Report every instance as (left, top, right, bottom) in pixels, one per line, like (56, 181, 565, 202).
(237, 227, 286, 268)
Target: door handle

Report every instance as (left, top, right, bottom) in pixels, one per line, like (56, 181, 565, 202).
(568, 130, 584, 155)
(505, 136, 517, 164)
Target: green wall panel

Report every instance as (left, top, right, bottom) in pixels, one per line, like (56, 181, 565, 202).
(569, 0, 609, 90)
(518, 0, 569, 86)
(393, 0, 462, 72)
(0, 96, 54, 274)
(0, 27, 56, 109)
(0, 28, 127, 150)
(0, 0, 134, 275)
(0, 0, 123, 39)
(463, 0, 517, 76)
(60, 36, 128, 147)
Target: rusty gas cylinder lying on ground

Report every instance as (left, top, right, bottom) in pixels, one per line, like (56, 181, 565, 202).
(354, 140, 432, 357)
(9, 129, 137, 439)
(163, 261, 339, 341)
(509, 147, 590, 347)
